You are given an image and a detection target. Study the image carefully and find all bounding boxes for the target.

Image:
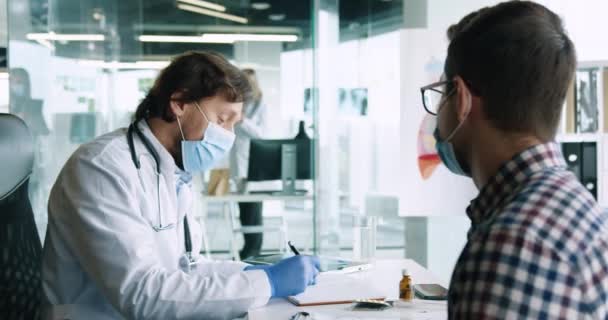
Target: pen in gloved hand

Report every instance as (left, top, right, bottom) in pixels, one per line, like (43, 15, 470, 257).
(290, 311, 312, 320)
(288, 241, 300, 255)
(261, 242, 320, 297)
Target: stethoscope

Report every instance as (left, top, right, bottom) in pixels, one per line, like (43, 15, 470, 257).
(127, 122, 196, 269)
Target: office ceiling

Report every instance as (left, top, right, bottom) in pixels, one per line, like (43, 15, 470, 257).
(23, 0, 403, 61)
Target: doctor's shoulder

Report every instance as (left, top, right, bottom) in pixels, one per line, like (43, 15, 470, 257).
(57, 127, 135, 183)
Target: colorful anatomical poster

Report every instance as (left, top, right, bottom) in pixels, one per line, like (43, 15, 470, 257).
(418, 114, 441, 180)
(400, 28, 477, 216)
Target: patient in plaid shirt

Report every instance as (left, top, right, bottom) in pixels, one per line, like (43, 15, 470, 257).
(421, 1, 608, 319)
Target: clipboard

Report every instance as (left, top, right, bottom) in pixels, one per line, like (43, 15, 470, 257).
(286, 273, 386, 306)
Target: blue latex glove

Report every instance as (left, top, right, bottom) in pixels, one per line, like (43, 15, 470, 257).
(260, 255, 320, 297)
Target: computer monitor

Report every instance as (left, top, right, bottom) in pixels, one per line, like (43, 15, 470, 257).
(247, 138, 312, 182)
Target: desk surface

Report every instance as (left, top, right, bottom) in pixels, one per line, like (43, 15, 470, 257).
(201, 193, 314, 203)
(247, 259, 448, 320)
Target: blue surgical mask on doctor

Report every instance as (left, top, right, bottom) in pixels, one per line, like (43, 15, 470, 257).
(176, 102, 236, 173)
(434, 85, 471, 177)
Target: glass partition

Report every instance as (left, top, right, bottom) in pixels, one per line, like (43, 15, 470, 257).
(7, 0, 316, 257)
(313, 0, 404, 257)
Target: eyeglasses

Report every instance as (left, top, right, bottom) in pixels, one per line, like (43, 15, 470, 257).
(420, 80, 454, 116)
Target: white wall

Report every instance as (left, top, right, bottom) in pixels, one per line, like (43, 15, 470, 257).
(399, 1, 499, 218)
(399, 27, 477, 217)
(539, 0, 608, 62)
(426, 0, 608, 63)
(426, 215, 470, 283)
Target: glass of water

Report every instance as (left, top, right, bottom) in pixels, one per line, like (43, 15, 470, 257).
(353, 216, 378, 261)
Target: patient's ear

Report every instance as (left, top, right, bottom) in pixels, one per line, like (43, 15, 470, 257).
(453, 76, 472, 122)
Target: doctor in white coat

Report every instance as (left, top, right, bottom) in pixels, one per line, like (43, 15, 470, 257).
(42, 51, 320, 320)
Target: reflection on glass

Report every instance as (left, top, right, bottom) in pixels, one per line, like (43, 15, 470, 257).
(315, 0, 405, 259)
(8, 0, 315, 255)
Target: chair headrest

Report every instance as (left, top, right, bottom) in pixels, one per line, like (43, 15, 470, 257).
(0, 114, 34, 200)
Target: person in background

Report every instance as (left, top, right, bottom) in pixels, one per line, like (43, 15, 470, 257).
(9, 68, 50, 237)
(423, 1, 608, 318)
(9, 68, 49, 136)
(230, 68, 266, 260)
(9, 68, 32, 115)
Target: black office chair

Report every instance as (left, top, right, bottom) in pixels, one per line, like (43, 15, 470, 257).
(0, 113, 42, 319)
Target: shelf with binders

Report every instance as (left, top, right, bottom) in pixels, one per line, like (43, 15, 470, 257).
(557, 63, 608, 205)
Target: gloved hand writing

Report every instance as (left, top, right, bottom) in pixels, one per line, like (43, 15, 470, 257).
(259, 255, 320, 297)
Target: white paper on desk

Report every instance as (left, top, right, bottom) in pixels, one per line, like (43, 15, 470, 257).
(287, 273, 385, 306)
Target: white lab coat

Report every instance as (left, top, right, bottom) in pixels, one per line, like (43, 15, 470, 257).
(229, 100, 265, 180)
(41, 120, 271, 320)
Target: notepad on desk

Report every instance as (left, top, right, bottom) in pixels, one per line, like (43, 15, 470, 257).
(287, 273, 386, 306)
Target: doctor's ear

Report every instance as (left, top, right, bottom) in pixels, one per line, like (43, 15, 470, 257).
(169, 92, 188, 118)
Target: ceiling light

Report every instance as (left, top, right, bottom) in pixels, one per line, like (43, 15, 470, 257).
(202, 33, 298, 42)
(177, 0, 226, 12)
(251, 2, 271, 10)
(138, 35, 233, 43)
(268, 13, 286, 21)
(26, 32, 105, 41)
(177, 3, 248, 24)
(92, 8, 105, 21)
(138, 33, 298, 44)
(130, 61, 171, 69)
(78, 60, 170, 69)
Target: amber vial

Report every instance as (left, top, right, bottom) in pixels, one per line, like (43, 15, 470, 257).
(399, 269, 413, 301)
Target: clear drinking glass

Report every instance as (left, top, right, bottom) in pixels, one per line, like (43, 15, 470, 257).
(353, 216, 378, 261)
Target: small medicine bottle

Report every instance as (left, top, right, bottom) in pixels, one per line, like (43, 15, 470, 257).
(399, 268, 413, 302)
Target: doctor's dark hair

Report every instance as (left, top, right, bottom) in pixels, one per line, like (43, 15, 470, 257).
(135, 51, 252, 122)
(445, 1, 576, 141)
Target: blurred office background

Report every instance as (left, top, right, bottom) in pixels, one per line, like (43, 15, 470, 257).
(3, 0, 608, 284)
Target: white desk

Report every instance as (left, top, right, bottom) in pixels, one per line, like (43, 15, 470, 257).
(247, 259, 448, 320)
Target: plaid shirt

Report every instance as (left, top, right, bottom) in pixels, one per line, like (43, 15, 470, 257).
(448, 143, 608, 319)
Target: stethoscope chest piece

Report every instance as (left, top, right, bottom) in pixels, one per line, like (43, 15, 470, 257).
(179, 253, 199, 273)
